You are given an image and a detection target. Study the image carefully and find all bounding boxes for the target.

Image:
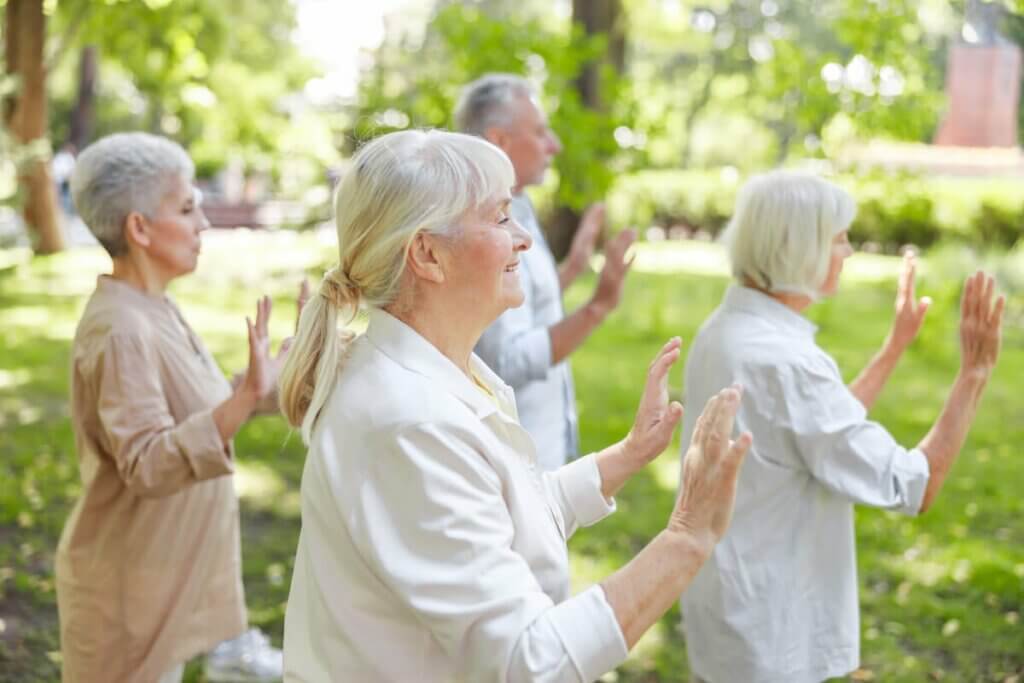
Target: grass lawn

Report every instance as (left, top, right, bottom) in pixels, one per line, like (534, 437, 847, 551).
(1, 232, 1021, 682)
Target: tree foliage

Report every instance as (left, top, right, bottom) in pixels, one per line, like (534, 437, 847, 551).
(352, 1, 632, 212)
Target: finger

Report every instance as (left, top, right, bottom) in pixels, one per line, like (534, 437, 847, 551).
(709, 385, 742, 451)
(905, 255, 917, 306)
(691, 394, 718, 446)
(246, 316, 255, 355)
(982, 274, 995, 316)
(261, 296, 272, 338)
(990, 293, 1005, 326)
(961, 273, 975, 321)
(659, 336, 683, 356)
(918, 296, 931, 323)
(897, 253, 910, 303)
(725, 431, 753, 472)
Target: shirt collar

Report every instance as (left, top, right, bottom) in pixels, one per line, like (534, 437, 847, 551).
(95, 275, 175, 310)
(722, 284, 818, 338)
(363, 308, 516, 420)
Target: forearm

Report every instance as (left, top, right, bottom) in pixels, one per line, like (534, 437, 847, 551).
(601, 529, 712, 649)
(550, 301, 605, 365)
(849, 340, 903, 410)
(212, 386, 259, 443)
(917, 371, 988, 512)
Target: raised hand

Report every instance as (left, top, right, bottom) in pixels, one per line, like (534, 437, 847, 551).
(623, 337, 685, 465)
(590, 228, 636, 318)
(670, 386, 752, 544)
(887, 251, 931, 352)
(959, 271, 1004, 380)
(240, 296, 277, 401)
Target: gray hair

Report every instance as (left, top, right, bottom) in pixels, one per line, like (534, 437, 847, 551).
(454, 73, 536, 137)
(71, 132, 194, 257)
(722, 171, 856, 299)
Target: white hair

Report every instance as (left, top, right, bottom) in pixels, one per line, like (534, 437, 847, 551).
(454, 73, 536, 136)
(722, 171, 856, 299)
(70, 132, 194, 257)
(279, 129, 515, 444)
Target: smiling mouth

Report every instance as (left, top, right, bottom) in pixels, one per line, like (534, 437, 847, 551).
(504, 262, 519, 272)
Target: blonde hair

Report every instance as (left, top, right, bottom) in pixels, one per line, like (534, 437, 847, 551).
(279, 129, 515, 443)
(722, 171, 856, 299)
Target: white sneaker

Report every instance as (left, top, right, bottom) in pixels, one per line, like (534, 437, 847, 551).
(204, 628, 283, 682)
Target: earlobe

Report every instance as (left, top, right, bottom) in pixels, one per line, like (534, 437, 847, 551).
(407, 232, 447, 285)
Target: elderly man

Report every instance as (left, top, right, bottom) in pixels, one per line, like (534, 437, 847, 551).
(455, 73, 635, 471)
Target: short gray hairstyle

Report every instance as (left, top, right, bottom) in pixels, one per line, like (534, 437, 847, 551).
(722, 171, 856, 298)
(454, 73, 536, 137)
(71, 132, 194, 257)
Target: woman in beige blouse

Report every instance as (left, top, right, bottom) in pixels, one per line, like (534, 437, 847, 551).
(56, 132, 300, 683)
(278, 129, 754, 681)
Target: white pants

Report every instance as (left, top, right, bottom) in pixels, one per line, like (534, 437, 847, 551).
(158, 662, 184, 683)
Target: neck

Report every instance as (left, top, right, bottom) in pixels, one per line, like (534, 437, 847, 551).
(110, 255, 171, 295)
(384, 295, 483, 378)
(742, 280, 812, 313)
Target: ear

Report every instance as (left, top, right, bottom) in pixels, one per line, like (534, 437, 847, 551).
(123, 211, 152, 249)
(483, 126, 509, 153)
(406, 231, 448, 285)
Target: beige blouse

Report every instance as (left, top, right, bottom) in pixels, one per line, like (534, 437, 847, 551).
(56, 276, 246, 683)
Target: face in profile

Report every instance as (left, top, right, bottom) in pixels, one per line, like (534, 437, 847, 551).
(442, 190, 533, 323)
(137, 174, 209, 278)
(819, 230, 854, 297)
(499, 97, 562, 189)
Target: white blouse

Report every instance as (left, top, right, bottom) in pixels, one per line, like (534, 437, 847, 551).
(678, 285, 931, 683)
(283, 309, 628, 682)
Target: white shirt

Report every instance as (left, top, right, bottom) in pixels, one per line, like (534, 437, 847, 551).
(678, 286, 930, 683)
(283, 308, 628, 682)
(475, 194, 578, 470)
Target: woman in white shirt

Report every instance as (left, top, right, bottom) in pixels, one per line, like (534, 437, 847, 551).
(276, 129, 754, 682)
(678, 171, 1004, 683)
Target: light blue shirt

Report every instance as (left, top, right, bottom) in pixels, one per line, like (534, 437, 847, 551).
(475, 194, 579, 471)
(679, 285, 930, 683)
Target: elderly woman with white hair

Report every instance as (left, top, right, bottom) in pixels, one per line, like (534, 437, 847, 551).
(677, 171, 1004, 683)
(56, 132, 302, 683)
(279, 128, 754, 682)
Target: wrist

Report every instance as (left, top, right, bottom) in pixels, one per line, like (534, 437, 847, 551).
(880, 334, 906, 361)
(660, 526, 715, 565)
(955, 367, 990, 390)
(585, 298, 610, 324)
(231, 383, 261, 418)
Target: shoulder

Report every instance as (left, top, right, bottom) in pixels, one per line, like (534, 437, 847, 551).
(321, 337, 484, 441)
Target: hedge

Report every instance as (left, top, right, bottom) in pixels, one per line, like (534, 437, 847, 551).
(601, 169, 1024, 251)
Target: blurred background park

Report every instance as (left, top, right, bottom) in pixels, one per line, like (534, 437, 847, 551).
(1, 0, 1023, 681)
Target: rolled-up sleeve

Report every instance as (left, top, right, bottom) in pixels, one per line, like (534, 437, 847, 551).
(475, 264, 552, 387)
(782, 360, 930, 515)
(544, 454, 617, 539)
(351, 422, 628, 682)
(98, 332, 233, 498)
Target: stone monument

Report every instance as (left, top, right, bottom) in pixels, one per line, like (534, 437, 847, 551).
(935, 0, 1022, 148)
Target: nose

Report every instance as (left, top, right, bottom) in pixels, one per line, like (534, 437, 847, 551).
(511, 219, 532, 252)
(548, 130, 562, 155)
(196, 207, 211, 233)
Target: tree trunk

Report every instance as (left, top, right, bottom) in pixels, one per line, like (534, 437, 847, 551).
(546, 0, 624, 261)
(69, 45, 98, 151)
(6, 0, 64, 254)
